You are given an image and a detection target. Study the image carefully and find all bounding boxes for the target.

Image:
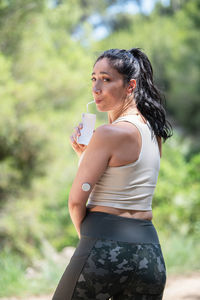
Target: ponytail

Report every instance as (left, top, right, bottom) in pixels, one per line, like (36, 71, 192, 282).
(128, 48, 172, 142)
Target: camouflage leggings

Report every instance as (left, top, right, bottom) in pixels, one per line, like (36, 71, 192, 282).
(52, 212, 166, 300)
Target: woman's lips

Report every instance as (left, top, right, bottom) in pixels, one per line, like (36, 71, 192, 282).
(95, 99, 102, 104)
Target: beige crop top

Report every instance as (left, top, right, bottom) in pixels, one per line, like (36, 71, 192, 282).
(78, 115, 160, 211)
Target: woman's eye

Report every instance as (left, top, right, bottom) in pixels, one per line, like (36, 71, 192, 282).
(91, 77, 110, 82)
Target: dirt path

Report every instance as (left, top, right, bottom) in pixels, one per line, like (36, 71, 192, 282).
(163, 273, 200, 300)
(1, 273, 200, 300)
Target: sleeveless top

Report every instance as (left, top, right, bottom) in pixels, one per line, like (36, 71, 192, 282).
(78, 115, 160, 211)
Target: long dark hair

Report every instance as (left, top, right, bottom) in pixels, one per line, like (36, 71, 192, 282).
(94, 48, 173, 142)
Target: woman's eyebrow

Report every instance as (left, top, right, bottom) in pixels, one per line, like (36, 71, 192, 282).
(91, 71, 110, 76)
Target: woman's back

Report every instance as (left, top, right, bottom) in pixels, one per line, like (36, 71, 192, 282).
(87, 114, 160, 216)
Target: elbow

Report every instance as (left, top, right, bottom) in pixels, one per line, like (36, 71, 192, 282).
(68, 188, 88, 210)
(68, 200, 79, 214)
(68, 189, 77, 206)
(68, 194, 83, 210)
(68, 199, 74, 211)
(68, 195, 77, 209)
(68, 200, 85, 217)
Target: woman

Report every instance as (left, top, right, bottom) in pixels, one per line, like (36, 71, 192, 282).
(52, 48, 173, 300)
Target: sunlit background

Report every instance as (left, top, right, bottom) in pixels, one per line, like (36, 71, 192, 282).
(0, 0, 200, 298)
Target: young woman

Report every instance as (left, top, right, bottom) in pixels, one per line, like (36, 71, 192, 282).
(52, 48, 173, 300)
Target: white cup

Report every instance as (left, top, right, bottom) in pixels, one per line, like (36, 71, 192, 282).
(77, 113, 96, 145)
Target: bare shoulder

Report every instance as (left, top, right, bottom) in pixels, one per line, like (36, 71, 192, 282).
(90, 122, 141, 167)
(89, 124, 114, 149)
(95, 122, 139, 143)
(93, 124, 113, 138)
(85, 124, 114, 155)
(93, 123, 140, 166)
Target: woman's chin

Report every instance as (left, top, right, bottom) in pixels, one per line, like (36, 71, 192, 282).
(96, 106, 107, 112)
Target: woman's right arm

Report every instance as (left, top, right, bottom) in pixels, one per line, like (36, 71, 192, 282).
(68, 125, 113, 237)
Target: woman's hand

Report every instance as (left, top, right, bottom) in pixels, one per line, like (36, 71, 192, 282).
(70, 123, 87, 157)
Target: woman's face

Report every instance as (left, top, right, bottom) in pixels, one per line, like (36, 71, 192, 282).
(91, 58, 128, 112)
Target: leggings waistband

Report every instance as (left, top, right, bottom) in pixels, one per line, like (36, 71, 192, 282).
(80, 210, 160, 244)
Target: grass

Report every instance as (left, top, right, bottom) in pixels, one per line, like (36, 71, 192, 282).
(0, 248, 65, 298)
(0, 234, 200, 298)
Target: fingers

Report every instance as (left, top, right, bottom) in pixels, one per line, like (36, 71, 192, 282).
(70, 134, 87, 158)
(70, 135, 76, 144)
(79, 123, 83, 129)
(75, 123, 83, 132)
(74, 123, 83, 139)
(70, 135, 85, 149)
(70, 122, 84, 147)
(70, 123, 82, 142)
(70, 136, 80, 155)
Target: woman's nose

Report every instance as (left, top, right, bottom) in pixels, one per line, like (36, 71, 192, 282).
(93, 85, 101, 94)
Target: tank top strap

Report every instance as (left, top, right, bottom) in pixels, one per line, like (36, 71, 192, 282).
(112, 115, 148, 126)
(112, 115, 155, 141)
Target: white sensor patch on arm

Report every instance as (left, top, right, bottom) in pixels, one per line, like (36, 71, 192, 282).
(81, 182, 91, 192)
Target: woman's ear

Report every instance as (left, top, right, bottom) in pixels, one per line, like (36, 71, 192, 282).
(127, 79, 136, 94)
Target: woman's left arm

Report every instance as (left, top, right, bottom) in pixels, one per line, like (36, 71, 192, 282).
(68, 125, 113, 238)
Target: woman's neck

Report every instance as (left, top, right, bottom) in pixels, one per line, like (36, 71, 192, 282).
(108, 107, 140, 123)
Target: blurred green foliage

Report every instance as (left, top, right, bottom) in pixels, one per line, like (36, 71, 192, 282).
(95, 0, 200, 138)
(0, 0, 199, 285)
